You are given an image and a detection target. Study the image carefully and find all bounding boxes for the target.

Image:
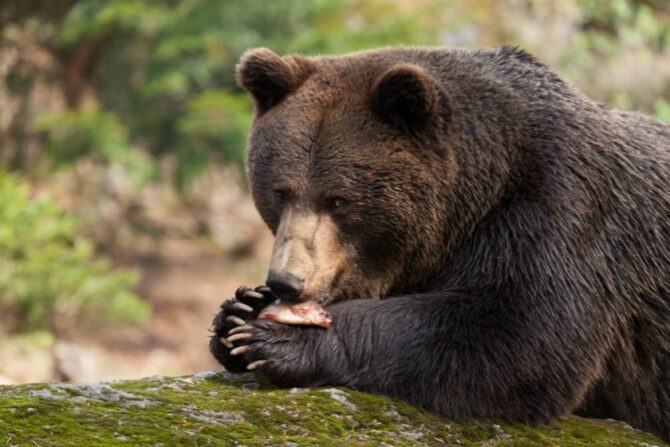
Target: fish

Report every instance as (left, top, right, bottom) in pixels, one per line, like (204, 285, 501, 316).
(258, 300, 332, 329)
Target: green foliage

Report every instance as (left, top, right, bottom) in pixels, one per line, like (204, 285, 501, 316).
(654, 99, 670, 122)
(559, 0, 670, 110)
(176, 90, 252, 184)
(3, 0, 669, 186)
(13, 0, 442, 184)
(0, 171, 150, 335)
(34, 109, 155, 184)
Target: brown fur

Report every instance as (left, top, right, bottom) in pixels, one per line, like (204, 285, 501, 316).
(211, 46, 670, 442)
(269, 207, 346, 301)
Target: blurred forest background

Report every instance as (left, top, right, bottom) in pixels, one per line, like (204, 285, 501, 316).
(0, 0, 668, 384)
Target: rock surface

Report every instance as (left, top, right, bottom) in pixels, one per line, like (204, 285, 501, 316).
(0, 372, 666, 446)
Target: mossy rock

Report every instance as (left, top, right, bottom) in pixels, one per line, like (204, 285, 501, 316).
(0, 372, 666, 446)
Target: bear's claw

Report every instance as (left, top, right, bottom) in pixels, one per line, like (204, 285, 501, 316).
(229, 324, 253, 334)
(230, 345, 250, 356)
(219, 336, 233, 348)
(210, 285, 278, 372)
(226, 315, 246, 326)
(227, 332, 252, 343)
(232, 302, 254, 313)
(243, 290, 265, 300)
(246, 359, 266, 370)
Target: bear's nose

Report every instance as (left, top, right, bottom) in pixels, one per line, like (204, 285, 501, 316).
(266, 270, 305, 302)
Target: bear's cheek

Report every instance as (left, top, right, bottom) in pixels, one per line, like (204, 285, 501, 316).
(330, 209, 413, 294)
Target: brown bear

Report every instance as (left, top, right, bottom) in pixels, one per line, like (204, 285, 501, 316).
(210, 46, 670, 442)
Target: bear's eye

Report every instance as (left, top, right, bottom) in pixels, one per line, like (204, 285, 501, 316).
(273, 189, 288, 205)
(325, 197, 349, 213)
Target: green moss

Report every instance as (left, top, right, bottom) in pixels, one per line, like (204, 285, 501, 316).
(0, 372, 666, 447)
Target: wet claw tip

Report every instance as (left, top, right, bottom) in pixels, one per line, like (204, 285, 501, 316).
(227, 333, 252, 343)
(231, 345, 250, 356)
(256, 286, 272, 294)
(246, 360, 267, 370)
(226, 315, 246, 326)
(229, 325, 253, 335)
(233, 302, 254, 313)
(244, 291, 264, 299)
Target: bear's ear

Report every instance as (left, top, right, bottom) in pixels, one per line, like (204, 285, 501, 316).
(369, 64, 437, 134)
(236, 48, 312, 113)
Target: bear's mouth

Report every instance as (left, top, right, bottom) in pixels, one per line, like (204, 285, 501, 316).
(312, 266, 348, 305)
(314, 291, 332, 305)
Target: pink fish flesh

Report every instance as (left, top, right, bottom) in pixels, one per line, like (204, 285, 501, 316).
(258, 301, 332, 329)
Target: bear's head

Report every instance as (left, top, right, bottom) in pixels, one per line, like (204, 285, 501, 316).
(237, 48, 465, 304)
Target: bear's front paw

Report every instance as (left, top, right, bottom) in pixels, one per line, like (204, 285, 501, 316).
(209, 285, 274, 372)
(224, 319, 321, 387)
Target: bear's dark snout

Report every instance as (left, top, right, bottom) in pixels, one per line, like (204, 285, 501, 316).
(266, 270, 305, 302)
